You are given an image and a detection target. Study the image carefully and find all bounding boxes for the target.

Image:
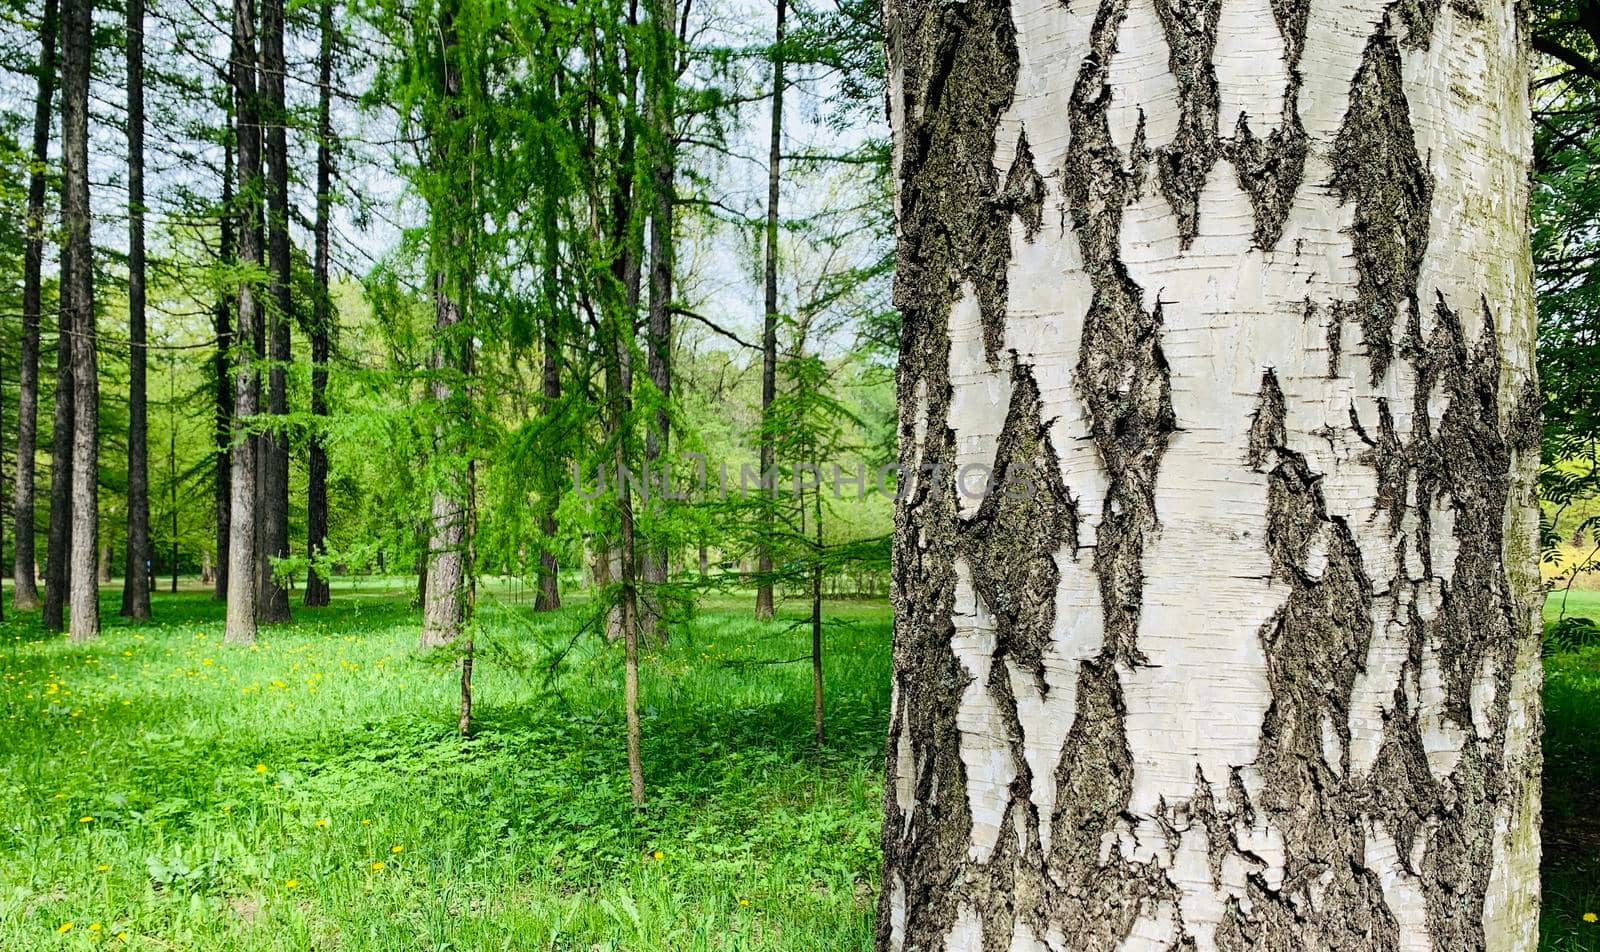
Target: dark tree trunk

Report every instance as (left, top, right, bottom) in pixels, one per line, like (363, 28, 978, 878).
(120, 0, 152, 619)
(14, 0, 57, 613)
(755, 0, 785, 623)
(534, 334, 561, 611)
(43, 261, 73, 632)
(256, 0, 291, 624)
(213, 120, 235, 602)
(62, 0, 97, 642)
(811, 500, 823, 748)
(224, 0, 262, 646)
(304, 0, 335, 608)
(640, 0, 677, 643)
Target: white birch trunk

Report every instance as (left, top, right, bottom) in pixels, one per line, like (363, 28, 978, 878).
(880, 0, 1542, 949)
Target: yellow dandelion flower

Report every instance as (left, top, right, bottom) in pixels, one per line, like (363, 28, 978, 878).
(652, 850, 664, 860)
(390, 844, 403, 854)
(1586, 912, 1599, 923)
(255, 763, 267, 773)
(739, 899, 750, 907)
(361, 818, 371, 825)
(96, 864, 109, 872)
(57, 922, 73, 934)
(315, 818, 330, 828)
(78, 816, 93, 823)
(370, 861, 385, 871)
(88, 923, 102, 932)
(117, 932, 127, 941)
(285, 879, 299, 889)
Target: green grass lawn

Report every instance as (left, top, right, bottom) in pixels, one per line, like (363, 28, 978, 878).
(1544, 591, 1600, 951)
(0, 582, 1594, 949)
(0, 585, 886, 949)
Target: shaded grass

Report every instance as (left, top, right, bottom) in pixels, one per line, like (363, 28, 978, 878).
(0, 583, 1594, 948)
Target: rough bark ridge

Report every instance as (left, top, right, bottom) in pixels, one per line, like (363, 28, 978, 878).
(880, 0, 1542, 947)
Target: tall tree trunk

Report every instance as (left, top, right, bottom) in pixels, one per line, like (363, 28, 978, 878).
(257, 0, 291, 624)
(214, 114, 235, 602)
(120, 0, 152, 619)
(304, 0, 335, 608)
(641, 0, 676, 643)
(14, 0, 57, 613)
(811, 482, 822, 747)
(224, 0, 263, 646)
(534, 328, 561, 611)
(169, 360, 179, 595)
(754, 0, 785, 622)
(419, 2, 469, 650)
(421, 278, 467, 648)
(43, 252, 73, 632)
(877, 3, 1543, 950)
(603, 309, 645, 807)
(62, 0, 97, 643)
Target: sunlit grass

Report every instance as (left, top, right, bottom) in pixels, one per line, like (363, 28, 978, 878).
(0, 583, 886, 950)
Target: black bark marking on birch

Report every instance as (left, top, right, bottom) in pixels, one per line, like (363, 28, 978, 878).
(960, 361, 1075, 683)
(1217, 372, 1404, 952)
(1000, 128, 1046, 242)
(1393, 0, 1443, 47)
(1151, 0, 1221, 247)
(891, 0, 1019, 366)
(1404, 300, 1532, 950)
(1066, 0, 1176, 671)
(1329, 28, 1432, 384)
(1041, 659, 1173, 948)
(1412, 296, 1516, 730)
(1231, 305, 1529, 950)
(1227, 0, 1308, 250)
(878, 0, 1020, 944)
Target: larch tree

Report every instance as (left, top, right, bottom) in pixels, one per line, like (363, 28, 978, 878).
(641, 0, 677, 644)
(121, 0, 153, 620)
(754, 0, 786, 622)
(225, 0, 264, 646)
(416, 0, 474, 650)
(15, 0, 58, 613)
(61, 0, 97, 642)
(878, 2, 1543, 950)
(258, 0, 292, 624)
(214, 101, 235, 604)
(304, 0, 336, 608)
(44, 243, 73, 631)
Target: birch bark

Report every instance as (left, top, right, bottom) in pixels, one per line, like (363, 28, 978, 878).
(879, 1, 1541, 949)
